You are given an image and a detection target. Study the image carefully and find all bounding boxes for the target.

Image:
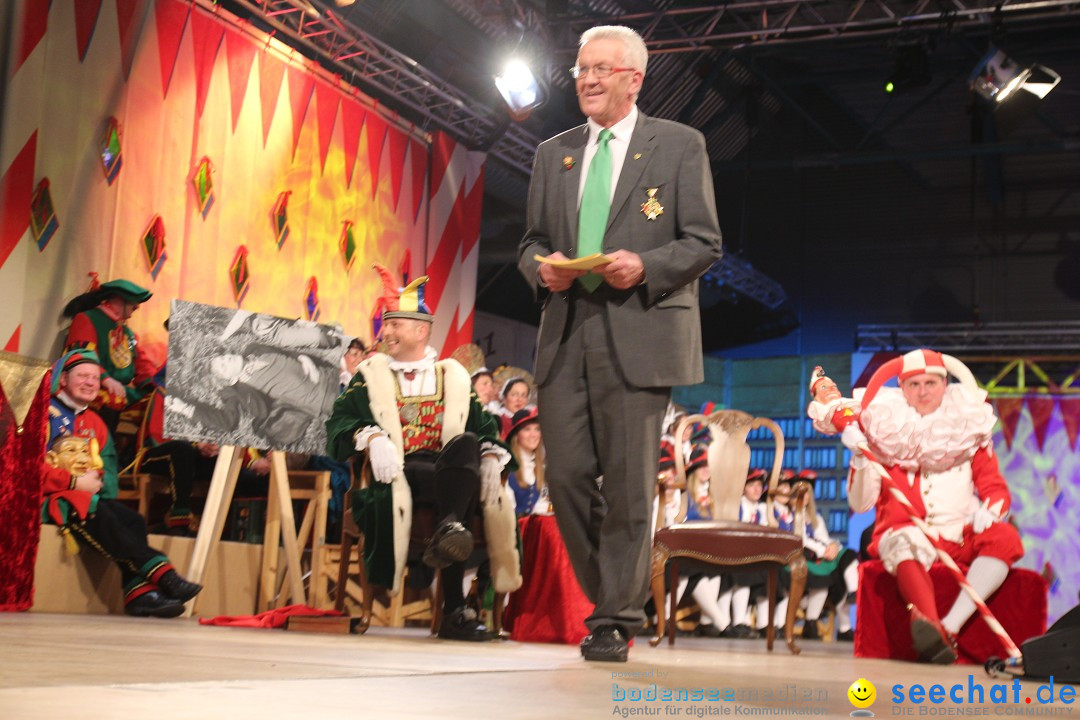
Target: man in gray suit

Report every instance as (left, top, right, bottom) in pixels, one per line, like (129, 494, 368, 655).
(518, 25, 723, 662)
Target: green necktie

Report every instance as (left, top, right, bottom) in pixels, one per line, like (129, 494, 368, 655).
(577, 128, 613, 292)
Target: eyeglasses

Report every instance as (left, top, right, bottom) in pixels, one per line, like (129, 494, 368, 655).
(569, 64, 635, 80)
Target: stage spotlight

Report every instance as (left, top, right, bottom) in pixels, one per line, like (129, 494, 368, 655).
(970, 47, 1060, 105)
(884, 43, 931, 94)
(494, 58, 547, 121)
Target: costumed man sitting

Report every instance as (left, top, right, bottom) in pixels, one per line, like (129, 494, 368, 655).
(43, 350, 202, 617)
(325, 266, 520, 641)
(135, 360, 225, 535)
(843, 349, 1023, 664)
(63, 277, 156, 432)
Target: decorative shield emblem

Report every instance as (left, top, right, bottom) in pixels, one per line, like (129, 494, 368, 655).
(193, 156, 214, 219)
(230, 245, 250, 305)
(141, 215, 167, 280)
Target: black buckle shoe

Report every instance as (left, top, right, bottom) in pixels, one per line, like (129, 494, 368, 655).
(581, 624, 629, 663)
(438, 607, 495, 642)
(157, 570, 203, 602)
(125, 590, 185, 618)
(422, 521, 474, 569)
(695, 623, 723, 638)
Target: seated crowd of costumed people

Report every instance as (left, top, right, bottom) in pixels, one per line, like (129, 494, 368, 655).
(38, 274, 1027, 663)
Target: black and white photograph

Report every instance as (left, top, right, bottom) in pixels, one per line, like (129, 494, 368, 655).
(163, 299, 346, 456)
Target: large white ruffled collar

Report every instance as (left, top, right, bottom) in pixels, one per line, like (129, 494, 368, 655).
(862, 384, 996, 472)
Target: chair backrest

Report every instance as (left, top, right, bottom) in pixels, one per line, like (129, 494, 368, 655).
(674, 410, 785, 525)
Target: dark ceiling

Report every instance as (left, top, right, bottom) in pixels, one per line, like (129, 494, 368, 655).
(230, 1, 1080, 351)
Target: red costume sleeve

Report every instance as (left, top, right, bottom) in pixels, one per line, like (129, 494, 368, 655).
(41, 464, 74, 494)
(64, 313, 98, 353)
(971, 445, 1011, 515)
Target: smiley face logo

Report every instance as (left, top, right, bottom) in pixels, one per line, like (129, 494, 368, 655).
(848, 678, 877, 715)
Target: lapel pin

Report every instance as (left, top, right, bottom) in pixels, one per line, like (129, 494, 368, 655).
(562, 156, 575, 171)
(633, 153, 642, 160)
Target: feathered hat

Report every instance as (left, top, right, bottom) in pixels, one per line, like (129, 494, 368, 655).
(374, 263, 432, 323)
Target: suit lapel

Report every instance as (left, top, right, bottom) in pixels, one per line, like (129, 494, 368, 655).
(562, 126, 588, 244)
(608, 113, 655, 232)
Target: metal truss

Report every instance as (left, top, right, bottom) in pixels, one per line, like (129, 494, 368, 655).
(970, 356, 1080, 394)
(855, 321, 1080, 353)
(214, 0, 541, 176)
(559, 1, 1080, 54)
(703, 254, 788, 308)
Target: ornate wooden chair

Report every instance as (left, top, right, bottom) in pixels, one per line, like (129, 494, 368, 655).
(650, 410, 806, 654)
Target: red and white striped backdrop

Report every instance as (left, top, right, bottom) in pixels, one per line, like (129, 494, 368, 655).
(0, 0, 482, 362)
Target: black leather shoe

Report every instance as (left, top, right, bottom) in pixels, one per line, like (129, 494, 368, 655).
(582, 624, 629, 663)
(423, 521, 474, 569)
(438, 607, 495, 642)
(836, 629, 855, 642)
(157, 570, 203, 602)
(695, 623, 723, 638)
(801, 619, 820, 640)
(728, 623, 754, 639)
(125, 590, 185, 618)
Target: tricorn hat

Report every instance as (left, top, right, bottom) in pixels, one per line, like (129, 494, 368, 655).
(63, 275, 152, 317)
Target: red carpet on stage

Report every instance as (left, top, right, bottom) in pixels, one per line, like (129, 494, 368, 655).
(855, 560, 1047, 664)
(503, 514, 593, 645)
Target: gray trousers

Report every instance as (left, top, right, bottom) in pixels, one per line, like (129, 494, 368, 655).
(537, 286, 669, 636)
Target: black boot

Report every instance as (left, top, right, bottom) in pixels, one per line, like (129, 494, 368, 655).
(125, 590, 185, 618)
(423, 520, 474, 569)
(157, 570, 203, 602)
(438, 606, 494, 642)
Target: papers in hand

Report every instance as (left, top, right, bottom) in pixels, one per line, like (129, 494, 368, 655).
(534, 253, 613, 271)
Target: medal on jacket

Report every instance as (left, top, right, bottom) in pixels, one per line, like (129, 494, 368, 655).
(401, 402, 420, 424)
(109, 326, 133, 369)
(640, 188, 663, 220)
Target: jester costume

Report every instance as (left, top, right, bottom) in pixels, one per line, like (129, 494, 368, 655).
(63, 279, 156, 410)
(42, 351, 201, 617)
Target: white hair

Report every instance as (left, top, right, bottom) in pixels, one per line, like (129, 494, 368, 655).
(579, 25, 648, 75)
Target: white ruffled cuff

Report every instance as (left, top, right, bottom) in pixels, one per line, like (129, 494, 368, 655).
(481, 442, 511, 470)
(353, 426, 384, 452)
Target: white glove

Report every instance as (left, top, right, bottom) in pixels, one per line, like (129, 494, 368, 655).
(970, 500, 999, 534)
(480, 455, 503, 505)
(841, 424, 867, 456)
(366, 435, 402, 484)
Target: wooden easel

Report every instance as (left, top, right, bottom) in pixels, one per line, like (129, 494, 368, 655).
(181, 446, 305, 617)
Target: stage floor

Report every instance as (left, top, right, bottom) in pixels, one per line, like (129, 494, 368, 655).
(0, 613, 1065, 719)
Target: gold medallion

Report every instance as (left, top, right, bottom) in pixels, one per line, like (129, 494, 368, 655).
(640, 188, 664, 220)
(109, 328, 133, 369)
(401, 402, 420, 424)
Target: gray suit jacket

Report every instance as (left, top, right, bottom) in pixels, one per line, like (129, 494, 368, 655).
(518, 111, 723, 389)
